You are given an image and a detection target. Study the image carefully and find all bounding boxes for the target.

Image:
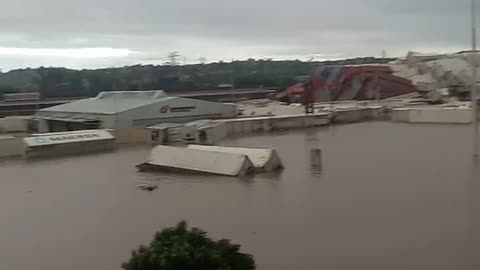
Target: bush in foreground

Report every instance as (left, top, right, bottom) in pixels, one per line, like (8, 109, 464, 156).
(122, 221, 255, 270)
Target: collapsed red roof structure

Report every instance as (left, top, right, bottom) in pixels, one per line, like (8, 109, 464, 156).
(272, 65, 417, 103)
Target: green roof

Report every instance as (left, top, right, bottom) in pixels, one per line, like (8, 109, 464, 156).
(39, 91, 174, 115)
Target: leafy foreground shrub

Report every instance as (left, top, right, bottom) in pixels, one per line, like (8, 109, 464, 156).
(122, 221, 255, 270)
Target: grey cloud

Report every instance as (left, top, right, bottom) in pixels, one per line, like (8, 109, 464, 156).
(0, 0, 476, 70)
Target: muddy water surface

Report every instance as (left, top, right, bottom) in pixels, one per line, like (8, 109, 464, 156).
(0, 122, 478, 270)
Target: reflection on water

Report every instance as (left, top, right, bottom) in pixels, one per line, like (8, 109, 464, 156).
(0, 122, 477, 270)
(468, 158, 480, 270)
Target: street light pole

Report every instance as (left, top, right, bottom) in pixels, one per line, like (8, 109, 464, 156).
(472, 0, 479, 158)
(230, 69, 236, 104)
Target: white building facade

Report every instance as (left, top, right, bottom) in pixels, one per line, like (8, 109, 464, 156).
(34, 91, 237, 133)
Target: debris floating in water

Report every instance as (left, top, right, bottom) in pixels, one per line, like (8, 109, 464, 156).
(310, 148, 323, 173)
(137, 183, 158, 191)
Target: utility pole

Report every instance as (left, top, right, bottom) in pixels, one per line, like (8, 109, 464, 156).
(167, 52, 180, 66)
(230, 60, 236, 103)
(375, 50, 386, 104)
(230, 69, 236, 103)
(372, 50, 385, 104)
(472, 0, 479, 158)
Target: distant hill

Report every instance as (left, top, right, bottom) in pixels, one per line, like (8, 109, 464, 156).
(0, 57, 395, 99)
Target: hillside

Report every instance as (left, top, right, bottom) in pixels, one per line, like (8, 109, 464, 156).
(0, 57, 394, 99)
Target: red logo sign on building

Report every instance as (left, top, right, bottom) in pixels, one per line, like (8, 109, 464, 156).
(160, 106, 170, 114)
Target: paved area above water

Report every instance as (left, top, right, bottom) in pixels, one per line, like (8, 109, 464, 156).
(0, 122, 479, 270)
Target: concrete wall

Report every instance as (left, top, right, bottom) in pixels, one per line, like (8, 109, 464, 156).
(221, 119, 265, 135)
(0, 116, 31, 133)
(217, 114, 331, 136)
(408, 108, 472, 124)
(332, 108, 375, 123)
(114, 127, 151, 144)
(0, 136, 25, 158)
(391, 109, 411, 122)
(391, 107, 472, 124)
(281, 115, 331, 129)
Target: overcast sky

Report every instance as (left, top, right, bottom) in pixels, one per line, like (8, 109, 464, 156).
(0, 0, 474, 70)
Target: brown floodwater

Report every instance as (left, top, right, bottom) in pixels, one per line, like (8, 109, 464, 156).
(1, 122, 479, 270)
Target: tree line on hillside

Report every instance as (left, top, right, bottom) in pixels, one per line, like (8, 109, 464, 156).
(0, 57, 394, 99)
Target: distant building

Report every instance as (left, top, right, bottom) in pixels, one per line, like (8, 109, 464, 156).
(1, 92, 40, 102)
(217, 83, 233, 89)
(34, 90, 236, 133)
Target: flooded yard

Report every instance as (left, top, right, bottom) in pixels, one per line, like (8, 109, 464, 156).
(0, 122, 478, 270)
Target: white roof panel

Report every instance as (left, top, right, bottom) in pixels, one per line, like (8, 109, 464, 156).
(141, 145, 255, 177)
(187, 145, 283, 172)
(24, 129, 114, 147)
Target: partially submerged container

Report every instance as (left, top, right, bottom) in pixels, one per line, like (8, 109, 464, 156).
(182, 120, 228, 145)
(0, 135, 25, 158)
(137, 145, 255, 177)
(187, 145, 283, 172)
(145, 123, 184, 145)
(23, 129, 115, 158)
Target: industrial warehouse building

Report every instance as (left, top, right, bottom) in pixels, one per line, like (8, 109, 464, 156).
(34, 90, 237, 133)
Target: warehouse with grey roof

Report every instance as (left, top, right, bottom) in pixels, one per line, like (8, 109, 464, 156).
(34, 90, 237, 133)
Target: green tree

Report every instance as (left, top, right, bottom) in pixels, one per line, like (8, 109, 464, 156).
(122, 221, 255, 270)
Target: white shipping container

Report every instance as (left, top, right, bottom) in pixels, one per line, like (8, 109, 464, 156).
(187, 145, 283, 172)
(23, 129, 115, 158)
(138, 145, 255, 177)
